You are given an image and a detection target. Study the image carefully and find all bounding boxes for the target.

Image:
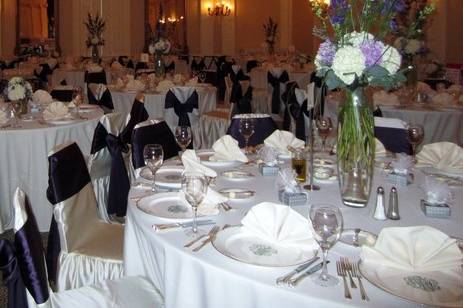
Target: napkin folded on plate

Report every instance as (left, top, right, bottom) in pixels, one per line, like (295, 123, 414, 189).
(181, 150, 217, 178)
(375, 138, 387, 157)
(264, 130, 305, 155)
(180, 188, 227, 216)
(373, 90, 400, 107)
(156, 80, 175, 93)
(417, 142, 463, 174)
(185, 77, 198, 87)
(111, 61, 123, 70)
(0, 109, 8, 125)
(211, 135, 249, 163)
(241, 202, 317, 251)
(88, 83, 107, 100)
(360, 226, 462, 272)
(125, 79, 146, 92)
(32, 90, 53, 105)
(432, 92, 454, 105)
(42, 101, 70, 121)
(86, 63, 104, 73)
(173, 74, 186, 84)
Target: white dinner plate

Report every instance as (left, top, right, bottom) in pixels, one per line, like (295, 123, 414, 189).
(140, 166, 184, 189)
(212, 226, 317, 267)
(221, 170, 255, 180)
(196, 150, 242, 168)
(45, 118, 78, 125)
(136, 192, 197, 220)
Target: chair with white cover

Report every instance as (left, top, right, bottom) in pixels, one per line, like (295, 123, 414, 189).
(1, 187, 164, 308)
(224, 75, 233, 105)
(46, 143, 124, 291)
(164, 86, 201, 148)
(374, 117, 412, 154)
(88, 83, 114, 111)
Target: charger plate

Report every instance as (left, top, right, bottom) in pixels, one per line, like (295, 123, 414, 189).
(197, 150, 243, 168)
(140, 166, 183, 189)
(137, 192, 195, 220)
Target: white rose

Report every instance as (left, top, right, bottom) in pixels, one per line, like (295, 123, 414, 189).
(8, 86, 26, 101)
(343, 32, 375, 47)
(380, 45, 402, 74)
(405, 39, 422, 55)
(332, 46, 366, 85)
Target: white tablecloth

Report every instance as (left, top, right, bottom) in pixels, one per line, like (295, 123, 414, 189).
(250, 67, 312, 90)
(0, 109, 103, 232)
(124, 160, 463, 308)
(110, 86, 217, 118)
(51, 69, 112, 89)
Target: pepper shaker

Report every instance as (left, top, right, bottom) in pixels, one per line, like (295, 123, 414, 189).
(387, 187, 400, 220)
(373, 187, 387, 220)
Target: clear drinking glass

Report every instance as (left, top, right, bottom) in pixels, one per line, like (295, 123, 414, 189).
(309, 204, 343, 287)
(72, 87, 83, 117)
(182, 173, 208, 237)
(143, 144, 164, 192)
(239, 117, 255, 154)
(406, 123, 424, 163)
(316, 117, 333, 153)
(175, 126, 192, 155)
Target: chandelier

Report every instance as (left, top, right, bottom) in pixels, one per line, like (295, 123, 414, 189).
(207, 2, 232, 17)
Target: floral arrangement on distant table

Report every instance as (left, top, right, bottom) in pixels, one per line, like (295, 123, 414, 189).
(84, 13, 106, 62)
(7, 77, 33, 114)
(263, 17, 278, 55)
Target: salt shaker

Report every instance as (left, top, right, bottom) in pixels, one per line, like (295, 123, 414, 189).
(373, 187, 387, 220)
(386, 187, 400, 220)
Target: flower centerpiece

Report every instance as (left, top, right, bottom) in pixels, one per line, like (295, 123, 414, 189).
(84, 13, 106, 63)
(7, 77, 33, 115)
(263, 17, 278, 55)
(311, 0, 410, 208)
(150, 37, 171, 78)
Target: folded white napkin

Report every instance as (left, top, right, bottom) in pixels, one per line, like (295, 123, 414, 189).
(432, 92, 454, 105)
(86, 63, 103, 73)
(417, 142, 463, 174)
(32, 90, 53, 106)
(46, 58, 58, 70)
(155, 80, 175, 93)
(241, 202, 317, 252)
(264, 130, 305, 155)
(180, 188, 227, 216)
(375, 138, 387, 157)
(185, 77, 198, 86)
(173, 74, 186, 84)
(373, 90, 400, 107)
(231, 64, 241, 74)
(42, 101, 70, 121)
(125, 79, 146, 92)
(181, 150, 217, 178)
(0, 109, 8, 125)
(211, 135, 249, 163)
(417, 81, 436, 97)
(360, 226, 462, 272)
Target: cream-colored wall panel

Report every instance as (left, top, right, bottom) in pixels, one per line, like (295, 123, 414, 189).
(1, 0, 17, 56)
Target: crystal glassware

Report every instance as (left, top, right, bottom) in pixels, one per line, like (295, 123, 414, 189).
(239, 117, 255, 154)
(316, 117, 333, 153)
(175, 126, 192, 155)
(182, 173, 209, 237)
(309, 204, 343, 287)
(143, 144, 164, 192)
(406, 124, 424, 163)
(72, 87, 83, 117)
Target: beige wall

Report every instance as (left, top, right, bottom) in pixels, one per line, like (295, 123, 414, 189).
(1, 0, 17, 57)
(292, 0, 314, 55)
(445, 0, 463, 63)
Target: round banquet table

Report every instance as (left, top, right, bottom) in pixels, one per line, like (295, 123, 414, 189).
(124, 159, 463, 308)
(51, 68, 112, 89)
(0, 109, 103, 232)
(110, 85, 217, 118)
(250, 67, 312, 90)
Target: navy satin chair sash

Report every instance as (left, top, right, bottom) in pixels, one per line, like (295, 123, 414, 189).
(232, 86, 253, 117)
(373, 107, 383, 117)
(119, 100, 149, 145)
(216, 61, 232, 100)
(164, 90, 199, 127)
(85, 71, 107, 85)
(246, 60, 258, 73)
(132, 121, 181, 169)
(191, 59, 206, 73)
(135, 62, 148, 71)
(0, 240, 29, 308)
(127, 60, 135, 69)
(374, 127, 412, 154)
(165, 61, 175, 72)
(227, 117, 277, 148)
(267, 71, 289, 114)
(310, 72, 327, 115)
(50, 89, 74, 102)
(88, 88, 114, 110)
(60, 79, 67, 86)
(34, 63, 53, 82)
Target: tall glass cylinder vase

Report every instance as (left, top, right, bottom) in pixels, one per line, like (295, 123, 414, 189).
(403, 57, 418, 101)
(154, 53, 166, 78)
(91, 45, 100, 63)
(336, 87, 375, 208)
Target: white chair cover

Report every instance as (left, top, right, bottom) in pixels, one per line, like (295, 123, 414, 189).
(374, 117, 407, 129)
(224, 76, 233, 105)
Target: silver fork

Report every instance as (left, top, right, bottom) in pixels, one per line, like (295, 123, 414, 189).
(336, 261, 351, 299)
(341, 257, 357, 288)
(352, 262, 369, 301)
(192, 226, 220, 252)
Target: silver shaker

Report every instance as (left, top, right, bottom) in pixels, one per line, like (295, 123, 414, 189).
(387, 187, 400, 220)
(373, 187, 387, 220)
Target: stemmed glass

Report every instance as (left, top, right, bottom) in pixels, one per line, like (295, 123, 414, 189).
(239, 117, 255, 154)
(406, 123, 424, 163)
(182, 173, 209, 237)
(9, 102, 22, 128)
(143, 144, 164, 192)
(316, 117, 333, 153)
(175, 126, 192, 155)
(72, 87, 83, 117)
(309, 204, 343, 287)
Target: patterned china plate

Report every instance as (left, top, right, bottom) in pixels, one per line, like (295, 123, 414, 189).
(196, 150, 242, 168)
(136, 192, 201, 220)
(212, 226, 317, 267)
(140, 166, 184, 189)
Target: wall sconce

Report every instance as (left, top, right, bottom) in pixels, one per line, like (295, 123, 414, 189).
(207, 2, 232, 17)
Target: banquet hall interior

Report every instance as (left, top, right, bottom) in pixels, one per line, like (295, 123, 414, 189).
(0, 0, 463, 307)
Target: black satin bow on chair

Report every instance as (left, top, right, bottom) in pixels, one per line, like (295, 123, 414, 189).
(50, 89, 74, 102)
(288, 89, 313, 141)
(281, 82, 299, 134)
(0, 240, 29, 308)
(232, 85, 253, 117)
(310, 72, 327, 116)
(246, 60, 258, 73)
(216, 61, 232, 101)
(164, 90, 199, 127)
(34, 63, 53, 83)
(88, 86, 114, 110)
(191, 58, 206, 73)
(135, 62, 148, 72)
(165, 61, 176, 73)
(268, 70, 289, 114)
(85, 71, 107, 85)
(230, 69, 250, 104)
(119, 100, 149, 145)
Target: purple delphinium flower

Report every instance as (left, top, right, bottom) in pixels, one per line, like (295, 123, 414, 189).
(317, 40, 336, 67)
(382, 0, 406, 14)
(360, 40, 384, 68)
(329, 0, 350, 25)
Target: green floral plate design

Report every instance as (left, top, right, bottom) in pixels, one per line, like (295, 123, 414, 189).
(404, 275, 440, 292)
(167, 204, 188, 214)
(249, 244, 278, 257)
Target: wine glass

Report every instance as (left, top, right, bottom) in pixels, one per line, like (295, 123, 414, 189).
(406, 123, 424, 163)
(309, 204, 343, 287)
(198, 72, 207, 84)
(175, 126, 192, 155)
(72, 87, 83, 117)
(143, 144, 164, 192)
(239, 117, 255, 154)
(182, 173, 209, 237)
(9, 102, 22, 128)
(316, 117, 333, 153)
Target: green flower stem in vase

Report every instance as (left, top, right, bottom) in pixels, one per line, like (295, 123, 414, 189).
(336, 87, 375, 208)
(155, 53, 166, 78)
(91, 45, 100, 63)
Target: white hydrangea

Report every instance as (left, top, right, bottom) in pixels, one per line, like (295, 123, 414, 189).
(343, 32, 375, 47)
(405, 39, 422, 55)
(7, 77, 31, 101)
(332, 46, 366, 85)
(380, 45, 402, 74)
(7, 87, 25, 101)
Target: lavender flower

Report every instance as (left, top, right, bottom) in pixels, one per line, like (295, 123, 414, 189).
(329, 0, 350, 25)
(360, 40, 384, 67)
(382, 0, 406, 14)
(315, 40, 336, 67)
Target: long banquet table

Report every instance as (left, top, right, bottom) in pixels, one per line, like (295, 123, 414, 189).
(0, 109, 103, 232)
(124, 157, 463, 308)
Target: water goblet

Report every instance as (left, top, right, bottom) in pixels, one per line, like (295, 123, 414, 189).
(182, 173, 209, 237)
(143, 144, 164, 192)
(239, 117, 255, 154)
(309, 204, 343, 287)
(406, 124, 424, 163)
(175, 126, 192, 155)
(316, 117, 333, 153)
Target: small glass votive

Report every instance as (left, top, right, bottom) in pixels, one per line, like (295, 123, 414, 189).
(313, 167, 334, 180)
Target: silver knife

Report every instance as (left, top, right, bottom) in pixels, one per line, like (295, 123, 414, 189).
(288, 261, 330, 287)
(276, 256, 320, 285)
(153, 220, 214, 232)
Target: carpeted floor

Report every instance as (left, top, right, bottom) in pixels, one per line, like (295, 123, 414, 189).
(0, 230, 49, 308)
